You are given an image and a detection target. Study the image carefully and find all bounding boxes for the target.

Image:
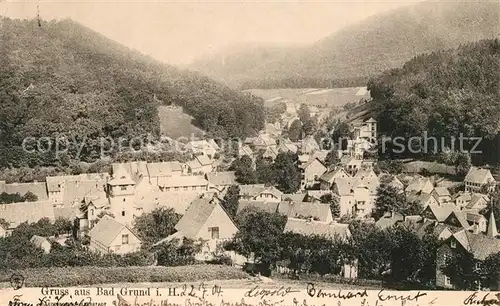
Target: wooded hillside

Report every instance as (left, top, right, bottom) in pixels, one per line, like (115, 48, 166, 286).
(0, 18, 265, 169)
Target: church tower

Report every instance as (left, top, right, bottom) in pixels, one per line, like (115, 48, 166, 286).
(107, 164, 136, 225)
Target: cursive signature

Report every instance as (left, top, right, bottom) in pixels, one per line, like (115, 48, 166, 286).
(244, 286, 299, 300)
(464, 292, 500, 306)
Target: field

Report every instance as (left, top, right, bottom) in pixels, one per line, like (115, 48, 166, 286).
(245, 87, 370, 108)
(158, 106, 205, 139)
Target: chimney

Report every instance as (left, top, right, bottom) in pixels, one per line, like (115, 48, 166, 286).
(487, 209, 498, 238)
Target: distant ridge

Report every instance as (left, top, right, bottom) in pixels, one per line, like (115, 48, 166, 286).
(191, 0, 500, 88)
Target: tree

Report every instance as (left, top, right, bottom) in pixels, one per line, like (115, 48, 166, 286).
(222, 185, 240, 218)
(154, 237, 201, 266)
(225, 208, 287, 269)
(455, 151, 472, 177)
(255, 156, 275, 185)
(54, 217, 73, 236)
(229, 155, 257, 184)
(272, 152, 301, 193)
(133, 207, 182, 248)
(441, 250, 481, 290)
(481, 252, 500, 290)
(288, 120, 303, 142)
(320, 193, 340, 218)
(324, 150, 340, 168)
(21, 191, 38, 202)
(373, 184, 406, 220)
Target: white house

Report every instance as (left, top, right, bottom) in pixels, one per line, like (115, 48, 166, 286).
(88, 215, 142, 255)
(185, 140, 219, 157)
(301, 158, 327, 189)
(464, 167, 495, 193)
(239, 184, 283, 202)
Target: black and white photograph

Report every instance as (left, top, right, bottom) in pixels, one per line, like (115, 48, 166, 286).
(0, 1, 499, 305)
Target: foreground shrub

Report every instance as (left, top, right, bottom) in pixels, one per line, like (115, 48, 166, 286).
(0, 265, 248, 287)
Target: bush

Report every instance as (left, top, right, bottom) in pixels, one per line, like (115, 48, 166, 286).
(0, 265, 249, 287)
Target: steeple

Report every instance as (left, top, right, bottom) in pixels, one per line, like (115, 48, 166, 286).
(487, 209, 498, 238)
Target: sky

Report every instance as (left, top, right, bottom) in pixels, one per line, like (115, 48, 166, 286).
(1, 0, 422, 65)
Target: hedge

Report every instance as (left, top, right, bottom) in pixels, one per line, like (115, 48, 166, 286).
(274, 272, 383, 289)
(0, 265, 249, 287)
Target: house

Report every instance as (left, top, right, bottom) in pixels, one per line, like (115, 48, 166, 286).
(465, 193, 490, 212)
(262, 145, 279, 160)
(146, 161, 184, 182)
(278, 201, 333, 223)
(406, 192, 439, 208)
(237, 200, 280, 215)
(300, 158, 327, 189)
(319, 167, 350, 190)
(305, 190, 332, 203)
(283, 218, 357, 279)
(239, 184, 283, 202)
(406, 219, 453, 241)
(253, 133, 277, 150)
(0, 200, 55, 231)
(188, 155, 213, 174)
(340, 156, 363, 175)
(88, 215, 142, 255)
(282, 193, 307, 203)
(351, 117, 377, 142)
(277, 141, 298, 154)
(436, 213, 500, 290)
(310, 150, 329, 164)
(113, 162, 149, 182)
(465, 212, 488, 234)
(405, 177, 434, 194)
(169, 196, 239, 260)
(136, 191, 201, 215)
(464, 167, 495, 193)
(157, 175, 209, 193)
(184, 140, 218, 157)
(46, 173, 109, 207)
(442, 210, 470, 231)
(346, 138, 374, 159)
(431, 187, 452, 204)
(332, 177, 379, 218)
(206, 172, 237, 193)
(265, 123, 281, 137)
(421, 204, 456, 223)
(381, 175, 404, 192)
(30, 235, 52, 254)
(238, 145, 254, 158)
(300, 136, 320, 154)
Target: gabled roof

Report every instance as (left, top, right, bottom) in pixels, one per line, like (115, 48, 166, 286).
(423, 204, 455, 222)
(157, 175, 208, 188)
(196, 154, 212, 166)
(206, 172, 237, 186)
(302, 157, 327, 172)
(54, 206, 79, 221)
(237, 200, 280, 215)
(464, 167, 494, 185)
(0, 200, 55, 228)
(319, 167, 350, 184)
(466, 212, 487, 224)
(466, 193, 489, 210)
(89, 216, 137, 247)
(239, 145, 254, 156)
(444, 211, 470, 229)
(185, 140, 218, 151)
(175, 197, 234, 238)
(406, 177, 433, 193)
(451, 230, 500, 260)
(311, 150, 329, 163)
(239, 184, 282, 199)
(136, 191, 200, 214)
(254, 134, 276, 147)
(284, 218, 351, 241)
(433, 187, 451, 197)
(278, 142, 298, 154)
(108, 164, 135, 186)
(333, 176, 379, 195)
(407, 192, 436, 206)
(282, 193, 307, 202)
(305, 190, 332, 201)
(283, 201, 332, 222)
(146, 161, 182, 178)
(63, 180, 107, 206)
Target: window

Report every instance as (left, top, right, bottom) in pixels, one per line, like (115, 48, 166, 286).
(90, 209, 94, 216)
(444, 276, 451, 286)
(121, 211, 125, 217)
(122, 234, 129, 244)
(450, 240, 456, 249)
(184, 186, 188, 191)
(210, 227, 220, 239)
(121, 186, 127, 191)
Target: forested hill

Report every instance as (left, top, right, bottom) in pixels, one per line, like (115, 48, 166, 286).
(0, 18, 265, 168)
(369, 39, 500, 165)
(192, 0, 499, 88)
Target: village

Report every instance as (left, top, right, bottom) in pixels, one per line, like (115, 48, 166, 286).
(0, 90, 499, 291)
